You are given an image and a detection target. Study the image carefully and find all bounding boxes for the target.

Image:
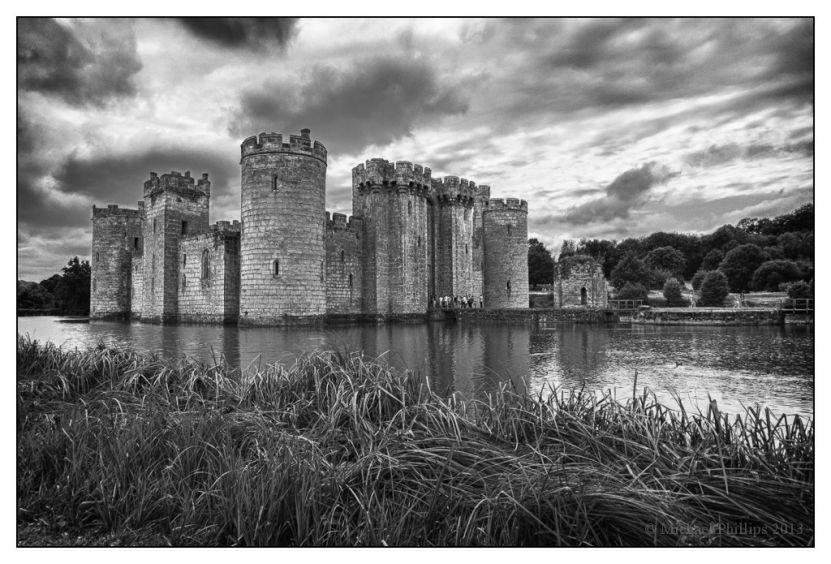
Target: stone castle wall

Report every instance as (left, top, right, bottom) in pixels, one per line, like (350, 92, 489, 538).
(555, 259, 608, 307)
(90, 129, 530, 324)
(239, 130, 328, 324)
(140, 171, 210, 322)
(90, 205, 142, 319)
(483, 198, 529, 309)
(178, 222, 241, 323)
(325, 213, 363, 314)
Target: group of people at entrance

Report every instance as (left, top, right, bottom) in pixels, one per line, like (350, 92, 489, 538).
(431, 295, 482, 310)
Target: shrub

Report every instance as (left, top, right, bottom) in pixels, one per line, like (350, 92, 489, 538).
(786, 280, 812, 299)
(751, 260, 803, 291)
(616, 282, 648, 301)
(691, 270, 708, 291)
(662, 278, 683, 304)
(699, 270, 730, 306)
(718, 244, 767, 292)
(610, 253, 650, 290)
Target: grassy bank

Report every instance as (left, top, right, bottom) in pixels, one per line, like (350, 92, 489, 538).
(17, 336, 813, 547)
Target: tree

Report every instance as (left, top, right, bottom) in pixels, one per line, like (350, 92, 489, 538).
(648, 268, 675, 290)
(700, 249, 724, 272)
(616, 282, 648, 301)
(751, 260, 803, 291)
(17, 281, 53, 310)
(610, 253, 650, 290)
(691, 270, 708, 291)
(577, 238, 619, 278)
(644, 246, 686, 280)
(786, 280, 812, 299)
(662, 277, 683, 304)
(699, 270, 730, 306)
(718, 243, 766, 292)
(53, 257, 91, 314)
(558, 239, 577, 259)
(528, 238, 554, 286)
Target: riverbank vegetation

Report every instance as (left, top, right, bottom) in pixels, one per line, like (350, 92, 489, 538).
(17, 337, 813, 547)
(17, 257, 91, 316)
(535, 203, 814, 300)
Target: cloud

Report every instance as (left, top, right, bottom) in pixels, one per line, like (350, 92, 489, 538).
(17, 18, 142, 106)
(564, 163, 677, 224)
(229, 57, 469, 154)
(685, 140, 813, 167)
(177, 18, 299, 49)
(52, 148, 239, 212)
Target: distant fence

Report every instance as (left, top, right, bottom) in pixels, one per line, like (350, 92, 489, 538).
(779, 298, 814, 314)
(607, 299, 644, 313)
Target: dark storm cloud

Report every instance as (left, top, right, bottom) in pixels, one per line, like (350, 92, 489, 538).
(230, 57, 469, 154)
(17, 18, 142, 105)
(685, 140, 813, 168)
(472, 18, 813, 129)
(177, 18, 299, 49)
(564, 163, 677, 225)
(53, 149, 238, 205)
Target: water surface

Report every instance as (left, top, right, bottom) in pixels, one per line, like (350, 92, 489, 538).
(18, 317, 814, 417)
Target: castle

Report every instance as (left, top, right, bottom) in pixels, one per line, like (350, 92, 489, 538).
(90, 129, 529, 324)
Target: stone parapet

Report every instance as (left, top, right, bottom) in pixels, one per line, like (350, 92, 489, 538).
(240, 129, 327, 163)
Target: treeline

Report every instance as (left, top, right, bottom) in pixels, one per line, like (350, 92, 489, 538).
(530, 203, 814, 304)
(17, 257, 91, 315)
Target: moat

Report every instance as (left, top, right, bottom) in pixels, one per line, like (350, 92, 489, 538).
(18, 317, 814, 418)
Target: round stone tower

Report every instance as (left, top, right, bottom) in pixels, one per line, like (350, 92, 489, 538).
(239, 129, 328, 324)
(483, 198, 529, 309)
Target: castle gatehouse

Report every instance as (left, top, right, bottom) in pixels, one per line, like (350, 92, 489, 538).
(90, 129, 529, 324)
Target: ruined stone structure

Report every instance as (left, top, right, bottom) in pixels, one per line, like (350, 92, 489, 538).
(553, 255, 609, 307)
(90, 129, 529, 324)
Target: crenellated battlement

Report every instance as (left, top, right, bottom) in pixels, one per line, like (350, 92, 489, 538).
(432, 176, 477, 204)
(240, 128, 327, 163)
(474, 184, 491, 201)
(92, 204, 141, 218)
(143, 170, 210, 197)
(352, 158, 432, 189)
(485, 198, 528, 213)
(326, 211, 363, 234)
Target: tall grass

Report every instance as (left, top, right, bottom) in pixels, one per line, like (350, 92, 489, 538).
(17, 335, 813, 547)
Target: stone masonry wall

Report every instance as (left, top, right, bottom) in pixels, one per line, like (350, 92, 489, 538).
(140, 171, 210, 322)
(353, 159, 432, 315)
(471, 184, 490, 301)
(483, 198, 529, 309)
(90, 205, 142, 318)
(325, 213, 363, 314)
(556, 260, 609, 307)
(177, 222, 240, 323)
(239, 130, 328, 324)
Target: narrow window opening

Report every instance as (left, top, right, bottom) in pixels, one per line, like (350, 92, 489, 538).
(133, 237, 140, 250)
(272, 176, 279, 191)
(201, 249, 210, 280)
(153, 218, 157, 233)
(349, 273, 353, 287)
(340, 249, 345, 262)
(465, 244, 469, 255)
(408, 201, 412, 215)
(418, 236, 421, 247)
(181, 221, 188, 235)
(183, 253, 187, 267)
(507, 224, 512, 236)
(507, 280, 512, 293)
(182, 274, 187, 291)
(273, 259, 280, 278)
(95, 252, 99, 262)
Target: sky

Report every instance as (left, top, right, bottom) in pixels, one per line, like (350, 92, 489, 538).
(16, 17, 814, 281)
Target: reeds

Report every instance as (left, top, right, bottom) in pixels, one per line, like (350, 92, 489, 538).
(16, 335, 813, 547)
